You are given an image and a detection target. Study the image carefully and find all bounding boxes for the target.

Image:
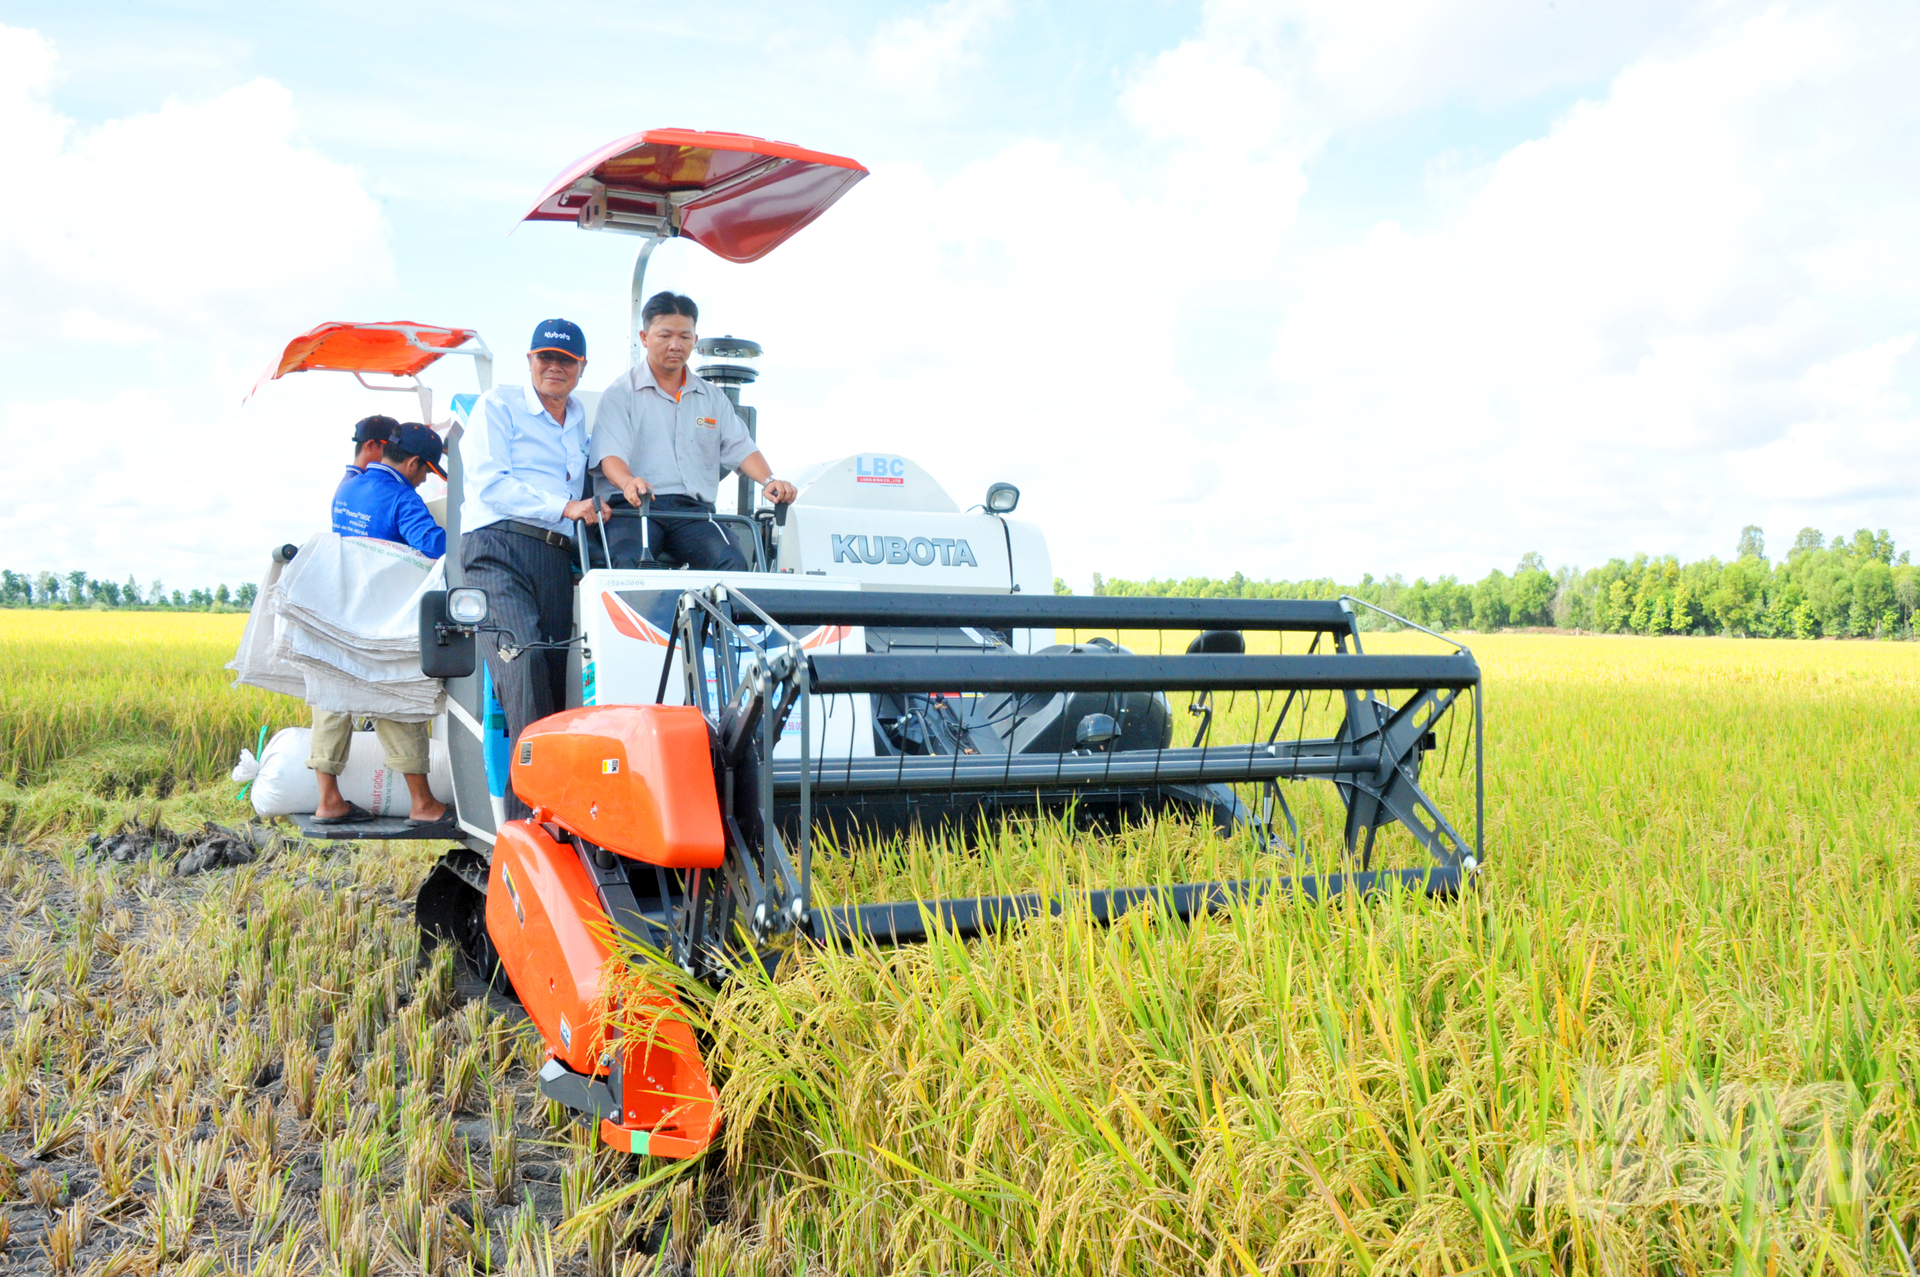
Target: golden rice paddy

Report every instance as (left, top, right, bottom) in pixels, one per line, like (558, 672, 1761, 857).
(1, 610, 1916, 1274)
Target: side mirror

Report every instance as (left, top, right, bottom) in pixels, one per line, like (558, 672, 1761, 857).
(419, 589, 484, 680)
(985, 481, 1020, 514)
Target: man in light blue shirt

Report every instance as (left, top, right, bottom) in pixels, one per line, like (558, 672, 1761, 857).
(457, 320, 605, 818)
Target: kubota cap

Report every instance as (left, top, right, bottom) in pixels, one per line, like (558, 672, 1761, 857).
(353, 414, 400, 445)
(390, 422, 447, 479)
(530, 319, 586, 361)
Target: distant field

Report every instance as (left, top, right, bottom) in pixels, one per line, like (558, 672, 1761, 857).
(1, 613, 1917, 1272)
(0, 610, 303, 788)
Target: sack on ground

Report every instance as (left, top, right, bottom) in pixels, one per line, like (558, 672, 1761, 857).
(234, 725, 453, 818)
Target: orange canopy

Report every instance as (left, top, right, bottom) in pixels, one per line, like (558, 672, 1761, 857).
(247, 321, 479, 403)
(522, 128, 867, 263)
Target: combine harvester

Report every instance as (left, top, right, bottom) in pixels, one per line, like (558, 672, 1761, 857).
(252, 130, 1485, 1160)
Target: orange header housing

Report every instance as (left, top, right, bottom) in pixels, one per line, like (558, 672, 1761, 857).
(512, 706, 724, 869)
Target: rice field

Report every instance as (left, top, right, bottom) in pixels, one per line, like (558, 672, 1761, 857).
(0, 611, 306, 839)
(0, 610, 1916, 1274)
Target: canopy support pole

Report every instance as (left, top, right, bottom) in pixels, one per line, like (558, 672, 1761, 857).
(630, 238, 660, 369)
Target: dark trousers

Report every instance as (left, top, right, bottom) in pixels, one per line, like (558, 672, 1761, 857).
(604, 494, 747, 571)
(460, 525, 572, 821)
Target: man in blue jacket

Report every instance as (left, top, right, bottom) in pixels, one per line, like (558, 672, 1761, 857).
(331, 422, 448, 559)
(310, 422, 449, 824)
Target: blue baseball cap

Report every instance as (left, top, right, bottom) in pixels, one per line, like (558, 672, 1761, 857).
(390, 422, 446, 478)
(530, 319, 586, 361)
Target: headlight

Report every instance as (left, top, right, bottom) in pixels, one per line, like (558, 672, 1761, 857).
(448, 587, 489, 625)
(985, 481, 1020, 513)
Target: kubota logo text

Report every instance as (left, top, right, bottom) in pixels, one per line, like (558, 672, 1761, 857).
(833, 534, 979, 567)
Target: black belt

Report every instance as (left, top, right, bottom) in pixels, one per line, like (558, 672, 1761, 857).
(494, 520, 575, 550)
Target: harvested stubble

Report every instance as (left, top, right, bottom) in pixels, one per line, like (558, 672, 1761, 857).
(0, 828, 561, 1274)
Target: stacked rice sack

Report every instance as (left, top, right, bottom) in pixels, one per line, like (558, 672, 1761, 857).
(229, 532, 446, 721)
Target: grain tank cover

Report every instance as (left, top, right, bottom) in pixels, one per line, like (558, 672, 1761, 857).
(792, 454, 959, 513)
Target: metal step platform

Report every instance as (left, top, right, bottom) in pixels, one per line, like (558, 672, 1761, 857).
(289, 811, 462, 841)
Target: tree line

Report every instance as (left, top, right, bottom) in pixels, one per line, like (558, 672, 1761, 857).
(1066, 525, 1919, 639)
(0, 570, 255, 612)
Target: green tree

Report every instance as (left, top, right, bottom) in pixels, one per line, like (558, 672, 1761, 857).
(1705, 558, 1763, 634)
(1606, 579, 1632, 633)
(1736, 525, 1765, 560)
(1852, 560, 1894, 636)
(1052, 577, 1072, 595)
(1507, 554, 1554, 625)
(1470, 570, 1509, 631)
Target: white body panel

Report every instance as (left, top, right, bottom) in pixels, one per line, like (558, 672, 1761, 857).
(776, 505, 1016, 590)
(545, 454, 1054, 771)
(578, 568, 874, 759)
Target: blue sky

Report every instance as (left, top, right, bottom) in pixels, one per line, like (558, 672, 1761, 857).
(3, 0, 1916, 593)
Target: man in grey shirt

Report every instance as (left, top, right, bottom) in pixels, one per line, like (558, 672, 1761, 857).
(590, 291, 797, 570)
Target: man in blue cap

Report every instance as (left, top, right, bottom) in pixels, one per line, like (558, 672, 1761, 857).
(311, 420, 451, 825)
(331, 422, 448, 559)
(458, 319, 606, 819)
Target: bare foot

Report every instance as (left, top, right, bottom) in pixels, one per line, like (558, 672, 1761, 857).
(314, 773, 353, 819)
(402, 772, 446, 823)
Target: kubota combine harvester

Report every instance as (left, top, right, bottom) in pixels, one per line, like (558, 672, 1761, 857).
(250, 129, 1485, 1160)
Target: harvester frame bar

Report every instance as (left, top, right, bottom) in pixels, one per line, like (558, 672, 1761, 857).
(653, 585, 1482, 978)
(805, 652, 1475, 694)
(814, 864, 1464, 946)
(713, 589, 1368, 633)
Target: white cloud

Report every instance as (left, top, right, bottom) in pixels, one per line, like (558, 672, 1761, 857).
(5, 4, 1916, 594)
(1213, 1, 1920, 577)
(640, 1, 1920, 589)
(0, 378, 374, 590)
(0, 25, 390, 346)
(0, 24, 395, 588)
(867, 0, 1009, 95)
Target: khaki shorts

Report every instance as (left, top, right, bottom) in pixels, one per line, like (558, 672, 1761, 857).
(307, 710, 431, 776)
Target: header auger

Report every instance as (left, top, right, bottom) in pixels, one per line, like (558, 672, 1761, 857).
(421, 586, 1483, 1159)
